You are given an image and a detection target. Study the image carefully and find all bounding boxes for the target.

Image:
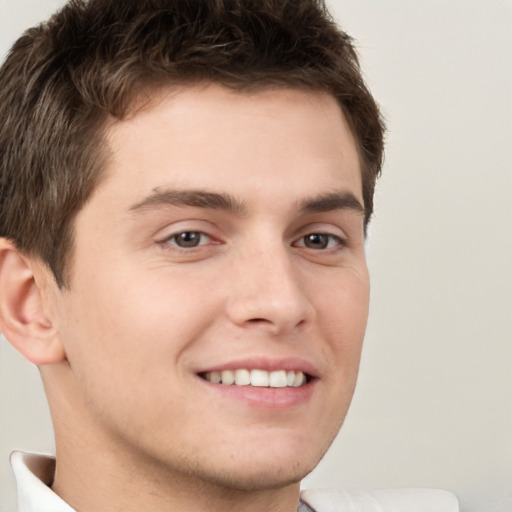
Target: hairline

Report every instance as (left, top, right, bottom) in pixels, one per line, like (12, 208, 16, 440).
(58, 80, 372, 288)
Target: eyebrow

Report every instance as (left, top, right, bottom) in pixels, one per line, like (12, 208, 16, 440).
(129, 189, 247, 214)
(129, 188, 365, 216)
(298, 191, 365, 216)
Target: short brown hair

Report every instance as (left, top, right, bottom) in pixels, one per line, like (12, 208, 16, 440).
(0, 0, 385, 287)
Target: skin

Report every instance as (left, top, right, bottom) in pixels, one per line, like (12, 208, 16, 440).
(2, 85, 369, 512)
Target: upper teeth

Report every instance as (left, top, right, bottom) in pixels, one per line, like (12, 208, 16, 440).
(203, 369, 306, 388)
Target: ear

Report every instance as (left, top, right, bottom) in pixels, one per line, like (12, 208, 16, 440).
(0, 239, 66, 365)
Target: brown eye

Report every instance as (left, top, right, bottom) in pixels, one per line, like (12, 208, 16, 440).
(304, 234, 329, 249)
(170, 232, 208, 248)
(296, 233, 343, 250)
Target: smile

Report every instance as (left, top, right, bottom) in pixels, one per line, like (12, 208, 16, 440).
(200, 369, 307, 388)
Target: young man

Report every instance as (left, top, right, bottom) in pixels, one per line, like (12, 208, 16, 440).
(0, 1, 386, 511)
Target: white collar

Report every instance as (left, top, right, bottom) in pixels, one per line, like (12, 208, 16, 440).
(10, 451, 308, 512)
(11, 451, 459, 512)
(10, 451, 76, 512)
(9, 452, 312, 512)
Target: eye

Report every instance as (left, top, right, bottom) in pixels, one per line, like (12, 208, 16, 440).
(295, 233, 344, 250)
(166, 231, 211, 248)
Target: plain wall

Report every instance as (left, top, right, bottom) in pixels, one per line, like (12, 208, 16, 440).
(1, 1, 511, 511)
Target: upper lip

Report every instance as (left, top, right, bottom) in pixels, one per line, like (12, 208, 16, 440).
(195, 356, 320, 379)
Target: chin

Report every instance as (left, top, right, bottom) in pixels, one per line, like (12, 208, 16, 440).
(186, 438, 331, 492)
(195, 459, 315, 492)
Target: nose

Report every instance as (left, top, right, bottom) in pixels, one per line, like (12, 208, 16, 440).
(226, 245, 315, 335)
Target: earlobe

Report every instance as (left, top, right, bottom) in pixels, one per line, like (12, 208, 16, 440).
(0, 239, 66, 365)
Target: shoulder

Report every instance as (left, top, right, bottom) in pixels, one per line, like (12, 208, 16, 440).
(300, 488, 459, 512)
(10, 451, 75, 512)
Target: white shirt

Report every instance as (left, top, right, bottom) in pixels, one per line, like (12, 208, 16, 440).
(10, 451, 459, 512)
(10, 451, 74, 512)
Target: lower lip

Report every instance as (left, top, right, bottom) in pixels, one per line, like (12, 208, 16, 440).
(198, 378, 317, 409)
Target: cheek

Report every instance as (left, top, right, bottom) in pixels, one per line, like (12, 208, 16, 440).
(318, 268, 370, 339)
(307, 274, 369, 455)
(58, 267, 219, 385)
(314, 269, 369, 388)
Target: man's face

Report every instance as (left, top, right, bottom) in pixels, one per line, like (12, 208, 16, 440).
(51, 85, 369, 489)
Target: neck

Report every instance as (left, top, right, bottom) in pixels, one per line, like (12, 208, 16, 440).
(45, 365, 302, 512)
(51, 442, 302, 512)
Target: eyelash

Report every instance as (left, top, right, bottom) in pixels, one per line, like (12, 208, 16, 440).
(160, 231, 346, 252)
(293, 233, 345, 251)
(162, 231, 214, 249)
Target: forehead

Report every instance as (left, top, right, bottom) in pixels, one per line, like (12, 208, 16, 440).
(100, 84, 362, 207)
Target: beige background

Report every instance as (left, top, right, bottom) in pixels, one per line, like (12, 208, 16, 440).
(1, 1, 511, 511)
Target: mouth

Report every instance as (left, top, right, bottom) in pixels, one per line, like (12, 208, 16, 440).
(198, 369, 310, 388)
